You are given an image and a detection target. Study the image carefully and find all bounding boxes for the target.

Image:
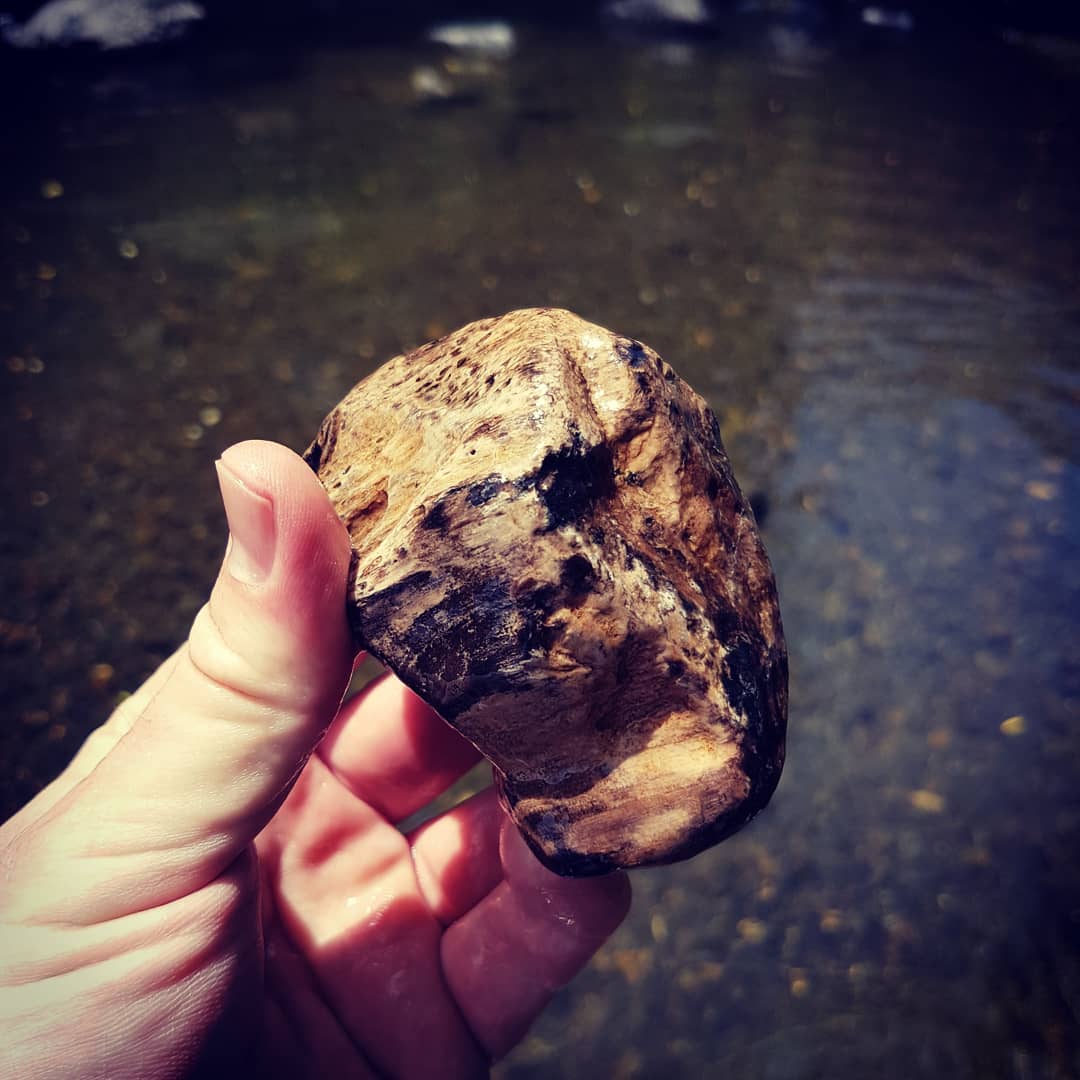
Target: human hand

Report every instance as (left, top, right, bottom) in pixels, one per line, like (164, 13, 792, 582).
(0, 440, 631, 1079)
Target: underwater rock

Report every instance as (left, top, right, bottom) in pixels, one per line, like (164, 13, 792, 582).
(426, 20, 516, 59)
(603, 0, 712, 28)
(2, 0, 203, 49)
(306, 308, 787, 876)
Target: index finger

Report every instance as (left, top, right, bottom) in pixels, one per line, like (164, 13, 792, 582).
(317, 671, 482, 822)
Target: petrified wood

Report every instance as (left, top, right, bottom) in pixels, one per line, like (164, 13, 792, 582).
(305, 308, 787, 876)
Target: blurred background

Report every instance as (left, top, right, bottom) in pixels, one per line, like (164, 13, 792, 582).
(1, 1, 1078, 1076)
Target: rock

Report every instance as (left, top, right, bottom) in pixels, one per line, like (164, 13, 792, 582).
(305, 308, 787, 876)
(603, 0, 712, 28)
(426, 20, 517, 59)
(2, 0, 204, 50)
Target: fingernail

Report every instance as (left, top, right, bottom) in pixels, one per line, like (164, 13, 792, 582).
(215, 459, 276, 584)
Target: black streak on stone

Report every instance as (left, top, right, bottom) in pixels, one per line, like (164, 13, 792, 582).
(351, 569, 434, 646)
(615, 338, 650, 369)
(510, 803, 619, 877)
(528, 841, 616, 878)
(705, 409, 724, 453)
(468, 477, 502, 507)
(560, 554, 595, 596)
(397, 576, 527, 718)
(421, 501, 451, 531)
(528, 437, 616, 530)
(710, 605, 743, 646)
(303, 410, 341, 474)
(720, 635, 767, 735)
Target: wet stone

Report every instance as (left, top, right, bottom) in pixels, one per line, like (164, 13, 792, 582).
(306, 308, 787, 876)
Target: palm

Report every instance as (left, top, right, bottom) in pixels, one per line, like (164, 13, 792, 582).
(252, 673, 629, 1079)
(0, 445, 628, 1080)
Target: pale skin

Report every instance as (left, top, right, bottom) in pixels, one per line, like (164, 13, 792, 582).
(0, 440, 631, 1079)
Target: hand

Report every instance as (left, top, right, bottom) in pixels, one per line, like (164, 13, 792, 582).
(0, 440, 630, 1079)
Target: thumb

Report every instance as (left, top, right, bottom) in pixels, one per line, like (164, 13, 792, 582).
(16, 440, 356, 921)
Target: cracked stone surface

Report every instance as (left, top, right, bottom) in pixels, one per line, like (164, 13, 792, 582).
(305, 308, 787, 876)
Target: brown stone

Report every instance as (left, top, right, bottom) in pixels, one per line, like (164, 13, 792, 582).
(305, 308, 787, 876)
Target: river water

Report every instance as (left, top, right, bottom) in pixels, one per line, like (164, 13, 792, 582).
(1, 13, 1078, 1079)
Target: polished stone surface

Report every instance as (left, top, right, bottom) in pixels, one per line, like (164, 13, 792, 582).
(307, 308, 786, 875)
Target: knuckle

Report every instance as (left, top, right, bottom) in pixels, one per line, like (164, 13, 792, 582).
(187, 602, 271, 703)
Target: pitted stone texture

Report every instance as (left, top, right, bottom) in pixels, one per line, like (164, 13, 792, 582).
(305, 308, 787, 876)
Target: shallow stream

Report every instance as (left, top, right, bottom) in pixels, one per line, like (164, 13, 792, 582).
(1, 13, 1078, 1078)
